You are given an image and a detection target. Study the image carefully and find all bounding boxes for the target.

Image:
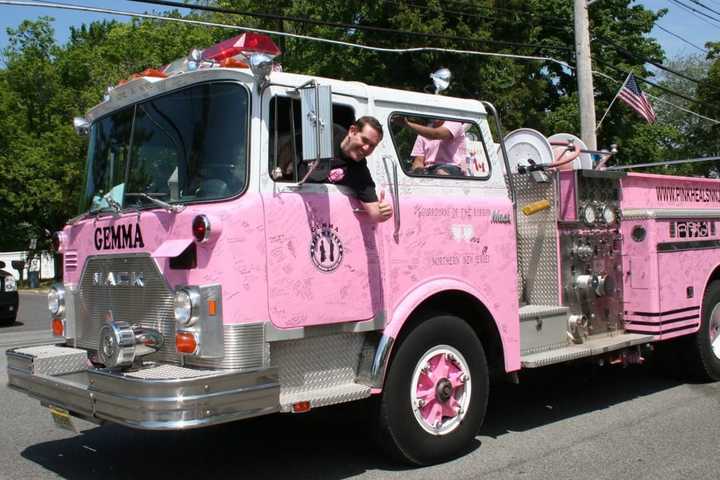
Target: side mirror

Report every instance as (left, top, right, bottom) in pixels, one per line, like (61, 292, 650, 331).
(300, 83, 333, 162)
(73, 117, 90, 136)
(0, 261, 5, 269)
(11, 260, 25, 271)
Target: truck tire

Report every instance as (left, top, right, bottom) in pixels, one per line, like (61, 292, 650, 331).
(687, 280, 720, 381)
(375, 314, 489, 465)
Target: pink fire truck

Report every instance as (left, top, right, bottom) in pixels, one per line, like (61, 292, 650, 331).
(6, 34, 720, 465)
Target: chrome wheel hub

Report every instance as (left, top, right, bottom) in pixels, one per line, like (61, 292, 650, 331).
(410, 345, 471, 436)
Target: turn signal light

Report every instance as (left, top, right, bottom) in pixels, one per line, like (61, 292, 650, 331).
(176, 331, 198, 354)
(51, 318, 64, 337)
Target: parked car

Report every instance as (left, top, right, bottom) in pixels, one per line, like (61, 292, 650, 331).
(0, 261, 18, 325)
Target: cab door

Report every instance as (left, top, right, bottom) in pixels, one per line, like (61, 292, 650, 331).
(260, 86, 384, 329)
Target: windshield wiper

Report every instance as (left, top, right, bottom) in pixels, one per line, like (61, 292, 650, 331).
(125, 192, 185, 213)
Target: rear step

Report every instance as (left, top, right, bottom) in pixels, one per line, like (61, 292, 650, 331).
(521, 333, 654, 368)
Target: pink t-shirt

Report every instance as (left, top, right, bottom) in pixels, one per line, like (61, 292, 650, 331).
(411, 121, 467, 168)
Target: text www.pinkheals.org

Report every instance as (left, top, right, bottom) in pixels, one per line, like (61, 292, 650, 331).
(656, 185, 720, 203)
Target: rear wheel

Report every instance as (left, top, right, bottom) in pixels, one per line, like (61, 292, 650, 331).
(376, 314, 489, 465)
(687, 281, 720, 381)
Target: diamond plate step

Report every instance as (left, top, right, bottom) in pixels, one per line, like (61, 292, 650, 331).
(521, 333, 654, 368)
(280, 383, 371, 412)
(520, 304, 568, 320)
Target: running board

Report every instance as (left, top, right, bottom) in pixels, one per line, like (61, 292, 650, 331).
(520, 333, 654, 368)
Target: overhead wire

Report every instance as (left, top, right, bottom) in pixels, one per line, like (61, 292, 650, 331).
(0, 0, 574, 68)
(655, 23, 709, 53)
(128, 0, 573, 53)
(687, 0, 720, 19)
(668, 0, 720, 30)
(592, 69, 720, 124)
(1, 0, 716, 125)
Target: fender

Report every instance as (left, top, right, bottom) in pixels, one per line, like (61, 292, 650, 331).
(369, 277, 520, 391)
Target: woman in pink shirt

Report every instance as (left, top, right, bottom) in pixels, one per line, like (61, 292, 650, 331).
(400, 118, 467, 176)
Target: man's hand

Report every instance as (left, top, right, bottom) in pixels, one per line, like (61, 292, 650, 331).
(361, 191, 393, 223)
(377, 191, 393, 221)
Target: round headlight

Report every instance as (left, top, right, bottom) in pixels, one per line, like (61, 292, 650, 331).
(601, 205, 617, 225)
(174, 288, 199, 326)
(4, 276, 16, 292)
(580, 203, 597, 226)
(48, 285, 65, 316)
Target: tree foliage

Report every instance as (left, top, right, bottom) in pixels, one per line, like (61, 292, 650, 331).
(0, 2, 718, 249)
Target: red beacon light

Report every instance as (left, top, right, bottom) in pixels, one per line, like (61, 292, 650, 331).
(201, 32, 281, 63)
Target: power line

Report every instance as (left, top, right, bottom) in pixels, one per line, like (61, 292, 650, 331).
(655, 23, 708, 53)
(2, 1, 715, 125)
(593, 34, 703, 85)
(594, 57, 710, 108)
(0, 0, 574, 68)
(687, 0, 720, 18)
(128, 0, 574, 53)
(592, 69, 720, 125)
(668, 0, 720, 30)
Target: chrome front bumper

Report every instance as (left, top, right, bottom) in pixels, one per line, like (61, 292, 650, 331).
(6, 344, 280, 430)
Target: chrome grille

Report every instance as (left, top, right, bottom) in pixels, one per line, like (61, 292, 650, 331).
(77, 254, 177, 362)
(185, 323, 267, 370)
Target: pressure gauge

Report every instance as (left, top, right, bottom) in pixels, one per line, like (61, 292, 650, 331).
(580, 203, 597, 226)
(601, 205, 617, 225)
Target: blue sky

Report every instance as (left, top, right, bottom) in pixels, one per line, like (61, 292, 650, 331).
(0, 1, 717, 61)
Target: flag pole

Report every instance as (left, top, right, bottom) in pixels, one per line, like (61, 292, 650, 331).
(595, 73, 631, 132)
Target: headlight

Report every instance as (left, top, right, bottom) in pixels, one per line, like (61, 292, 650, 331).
(580, 202, 597, 226)
(601, 204, 617, 225)
(4, 276, 16, 292)
(174, 287, 199, 327)
(48, 285, 65, 317)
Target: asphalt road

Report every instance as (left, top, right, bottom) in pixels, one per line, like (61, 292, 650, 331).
(1, 296, 719, 479)
(1, 291, 51, 334)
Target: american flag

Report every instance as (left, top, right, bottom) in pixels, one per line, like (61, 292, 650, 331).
(619, 73, 656, 123)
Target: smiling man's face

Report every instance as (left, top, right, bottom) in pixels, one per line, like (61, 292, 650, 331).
(342, 124, 381, 162)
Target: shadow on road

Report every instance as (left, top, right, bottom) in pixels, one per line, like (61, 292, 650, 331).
(480, 359, 683, 438)
(20, 361, 682, 479)
(0, 320, 23, 329)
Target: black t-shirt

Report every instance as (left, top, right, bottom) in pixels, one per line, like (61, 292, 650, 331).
(305, 124, 378, 203)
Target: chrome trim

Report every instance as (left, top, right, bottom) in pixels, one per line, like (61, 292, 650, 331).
(49, 283, 66, 317)
(175, 287, 201, 327)
(622, 208, 720, 220)
(77, 254, 177, 362)
(369, 334, 395, 389)
(264, 314, 385, 342)
(186, 323, 266, 370)
(481, 101, 515, 205)
(192, 215, 211, 243)
(657, 239, 720, 252)
(6, 346, 280, 430)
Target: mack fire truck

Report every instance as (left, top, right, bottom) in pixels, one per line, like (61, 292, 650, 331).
(7, 33, 720, 466)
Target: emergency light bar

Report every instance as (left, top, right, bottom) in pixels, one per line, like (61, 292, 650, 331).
(112, 33, 282, 93)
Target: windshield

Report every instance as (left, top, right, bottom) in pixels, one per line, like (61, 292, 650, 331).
(82, 82, 249, 213)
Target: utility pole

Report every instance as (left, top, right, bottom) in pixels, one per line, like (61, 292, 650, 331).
(574, 0, 597, 150)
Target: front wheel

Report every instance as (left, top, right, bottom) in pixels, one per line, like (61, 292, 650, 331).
(375, 315, 489, 465)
